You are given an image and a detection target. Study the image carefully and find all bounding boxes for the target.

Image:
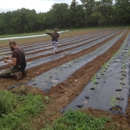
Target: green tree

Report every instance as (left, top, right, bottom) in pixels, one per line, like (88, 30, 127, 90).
(69, 0, 85, 27)
(98, 0, 113, 26)
(80, 0, 95, 26)
(50, 3, 69, 28)
(0, 0, 130, 35)
(35, 13, 46, 31)
(114, 0, 130, 25)
(0, 13, 6, 34)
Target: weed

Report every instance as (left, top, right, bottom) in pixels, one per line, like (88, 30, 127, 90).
(44, 74, 51, 83)
(32, 78, 38, 85)
(69, 61, 74, 66)
(0, 90, 17, 116)
(45, 96, 50, 104)
(0, 90, 46, 130)
(100, 69, 105, 75)
(91, 75, 98, 88)
(117, 92, 120, 98)
(119, 83, 123, 89)
(54, 67, 58, 74)
(103, 63, 109, 69)
(42, 110, 109, 130)
(110, 96, 118, 107)
(122, 64, 126, 70)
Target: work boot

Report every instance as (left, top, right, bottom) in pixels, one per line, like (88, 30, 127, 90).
(22, 70, 26, 78)
(15, 71, 22, 80)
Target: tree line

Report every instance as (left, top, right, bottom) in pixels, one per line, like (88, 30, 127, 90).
(0, 0, 130, 35)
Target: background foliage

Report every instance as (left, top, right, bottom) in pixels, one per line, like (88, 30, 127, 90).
(0, 0, 130, 35)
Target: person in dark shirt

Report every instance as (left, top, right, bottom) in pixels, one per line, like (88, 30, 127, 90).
(51, 28, 59, 54)
(0, 41, 26, 80)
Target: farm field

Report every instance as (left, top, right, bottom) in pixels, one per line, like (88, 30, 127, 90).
(0, 28, 130, 130)
(0, 28, 98, 46)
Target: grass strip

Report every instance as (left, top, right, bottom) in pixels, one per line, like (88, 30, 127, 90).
(42, 110, 109, 130)
(0, 90, 46, 130)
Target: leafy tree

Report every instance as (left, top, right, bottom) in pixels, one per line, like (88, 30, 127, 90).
(69, 0, 86, 27)
(80, 0, 95, 26)
(98, 0, 113, 26)
(114, 0, 130, 25)
(0, 0, 130, 35)
(50, 3, 69, 28)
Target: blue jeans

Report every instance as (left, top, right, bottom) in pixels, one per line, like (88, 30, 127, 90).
(52, 41, 58, 52)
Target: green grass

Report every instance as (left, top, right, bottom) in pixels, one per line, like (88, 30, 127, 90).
(63, 26, 130, 31)
(0, 90, 46, 130)
(42, 110, 109, 130)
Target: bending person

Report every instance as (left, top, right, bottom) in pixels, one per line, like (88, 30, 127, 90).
(51, 28, 59, 54)
(0, 41, 26, 80)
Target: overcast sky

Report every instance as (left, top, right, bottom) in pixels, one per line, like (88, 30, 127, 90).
(0, 0, 82, 13)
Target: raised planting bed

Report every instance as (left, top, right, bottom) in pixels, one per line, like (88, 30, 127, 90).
(62, 33, 130, 115)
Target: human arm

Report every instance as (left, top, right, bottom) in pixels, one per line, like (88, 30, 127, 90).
(4, 50, 18, 66)
(4, 57, 17, 66)
(3, 55, 11, 60)
(46, 33, 52, 36)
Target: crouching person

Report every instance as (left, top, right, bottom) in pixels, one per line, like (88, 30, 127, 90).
(0, 41, 26, 80)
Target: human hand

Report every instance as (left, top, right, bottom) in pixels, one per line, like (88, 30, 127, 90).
(4, 58, 8, 63)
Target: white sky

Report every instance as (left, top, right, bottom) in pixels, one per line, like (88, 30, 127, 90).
(0, 0, 82, 13)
